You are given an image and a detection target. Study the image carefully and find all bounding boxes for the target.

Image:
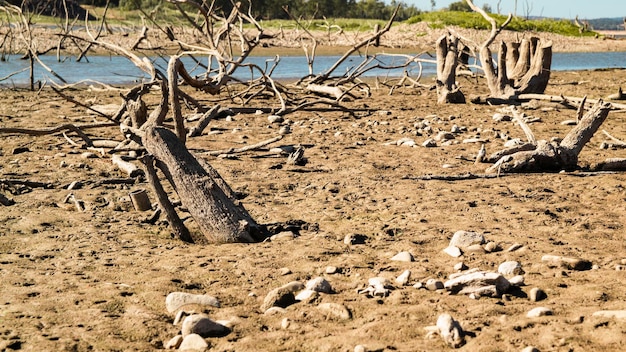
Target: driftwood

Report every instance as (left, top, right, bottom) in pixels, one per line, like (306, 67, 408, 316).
(486, 100, 612, 173)
(435, 35, 465, 104)
(111, 155, 143, 178)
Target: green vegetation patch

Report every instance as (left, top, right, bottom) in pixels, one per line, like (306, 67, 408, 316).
(406, 11, 598, 37)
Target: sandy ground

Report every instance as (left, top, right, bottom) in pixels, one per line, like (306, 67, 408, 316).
(1, 22, 626, 352)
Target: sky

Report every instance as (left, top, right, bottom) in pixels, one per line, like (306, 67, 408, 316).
(406, 0, 626, 19)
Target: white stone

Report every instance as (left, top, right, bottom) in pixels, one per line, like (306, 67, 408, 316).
(498, 261, 524, 277)
(305, 277, 332, 293)
(354, 345, 367, 352)
(449, 231, 485, 249)
(268, 115, 284, 124)
(541, 255, 591, 271)
(444, 271, 510, 296)
(164, 335, 183, 349)
(507, 243, 524, 252)
(443, 246, 462, 257)
(509, 275, 525, 286)
(395, 270, 411, 286)
(281, 318, 291, 329)
(436, 313, 465, 348)
(264, 307, 287, 315)
(294, 289, 319, 302)
(165, 292, 220, 313)
(453, 262, 467, 271)
(527, 307, 553, 318)
(422, 138, 437, 147)
(425, 279, 444, 291)
(391, 251, 414, 262)
(520, 347, 540, 352)
(178, 333, 208, 350)
(529, 287, 547, 302)
(592, 310, 626, 319)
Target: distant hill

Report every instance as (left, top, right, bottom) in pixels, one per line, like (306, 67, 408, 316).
(586, 17, 624, 30)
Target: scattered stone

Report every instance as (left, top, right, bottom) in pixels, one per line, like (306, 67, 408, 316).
(281, 318, 291, 329)
(181, 314, 229, 338)
(498, 261, 524, 277)
(444, 271, 510, 297)
(264, 307, 287, 315)
(173, 310, 189, 325)
(492, 113, 512, 122)
(413, 282, 424, 289)
(178, 333, 209, 350)
(504, 138, 523, 147)
(294, 289, 319, 303)
(541, 255, 592, 271)
(453, 262, 468, 271)
(279, 125, 291, 135)
(422, 138, 437, 147)
(436, 313, 465, 348)
(268, 115, 284, 124)
(326, 266, 339, 274)
(465, 244, 486, 253)
(443, 246, 462, 258)
(270, 231, 296, 241)
(164, 335, 183, 349)
(507, 243, 524, 252)
(306, 277, 332, 293)
(279, 267, 292, 275)
(520, 346, 540, 352)
(435, 131, 455, 141)
(165, 292, 220, 313)
(344, 233, 367, 245)
(395, 270, 411, 286)
(260, 281, 303, 311)
(354, 345, 367, 352)
(484, 241, 500, 253)
(509, 275, 525, 286)
(391, 251, 414, 262)
(592, 310, 626, 319)
(527, 307, 553, 318)
(358, 277, 391, 297)
(449, 230, 485, 249)
(426, 279, 444, 291)
(529, 287, 547, 302)
(317, 303, 351, 320)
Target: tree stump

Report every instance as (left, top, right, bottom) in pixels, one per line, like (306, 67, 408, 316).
(435, 35, 465, 104)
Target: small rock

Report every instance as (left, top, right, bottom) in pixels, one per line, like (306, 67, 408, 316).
(181, 314, 229, 338)
(449, 230, 485, 249)
(281, 318, 291, 329)
(465, 244, 486, 253)
(504, 138, 523, 147)
(264, 307, 287, 315)
(453, 262, 468, 271)
(173, 310, 189, 325)
(354, 345, 367, 352)
(435, 131, 455, 141)
(164, 335, 183, 349)
(270, 231, 296, 241)
(317, 302, 351, 320)
(498, 261, 524, 277)
(592, 310, 626, 319)
(391, 251, 414, 262)
(484, 241, 500, 253)
(529, 287, 547, 302)
(294, 289, 319, 302)
(268, 115, 284, 124)
(279, 125, 291, 135)
(445, 271, 510, 296)
(178, 333, 208, 350)
(520, 347, 540, 352)
(541, 255, 592, 271)
(492, 113, 512, 122)
(507, 243, 524, 252)
(413, 282, 424, 289)
(260, 281, 303, 311)
(436, 313, 465, 348)
(326, 266, 339, 274)
(422, 138, 437, 147)
(396, 270, 411, 286)
(165, 292, 220, 313)
(344, 233, 367, 245)
(527, 307, 553, 318)
(509, 275, 525, 286)
(425, 279, 444, 291)
(443, 246, 462, 258)
(279, 267, 292, 275)
(305, 277, 332, 293)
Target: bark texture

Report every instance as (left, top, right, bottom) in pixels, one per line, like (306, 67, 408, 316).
(435, 35, 466, 104)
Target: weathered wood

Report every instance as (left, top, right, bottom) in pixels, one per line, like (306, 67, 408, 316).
(143, 126, 263, 243)
(435, 35, 465, 104)
(112, 155, 143, 178)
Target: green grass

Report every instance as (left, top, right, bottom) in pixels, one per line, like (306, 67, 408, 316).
(257, 18, 387, 32)
(406, 11, 598, 37)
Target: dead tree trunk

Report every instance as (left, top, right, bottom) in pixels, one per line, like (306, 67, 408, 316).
(143, 125, 264, 243)
(436, 35, 465, 104)
(486, 100, 612, 173)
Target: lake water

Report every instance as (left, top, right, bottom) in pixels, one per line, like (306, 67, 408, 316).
(0, 51, 624, 86)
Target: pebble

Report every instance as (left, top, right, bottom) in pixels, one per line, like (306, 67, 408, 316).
(178, 333, 208, 350)
(509, 275, 525, 286)
(592, 310, 626, 319)
(395, 270, 411, 286)
(165, 292, 220, 313)
(344, 233, 367, 245)
(453, 262, 468, 271)
(529, 287, 547, 302)
(173, 310, 189, 325)
(270, 231, 296, 241)
(264, 307, 287, 315)
(498, 261, 524, 277)
(504, 138, 523, 147)
(181, 314, 229, 337)
(435, 131, 455, 141)
(279, 267, 292, 275)
(325, 266, 338, 274)
(443, 246, 462, 258)
(281, 318, 291, 329)
(507, 243, 524, 252)
(260, 281, 303, 311)
(81, 152, 98, 159)
(520, 347, 540, 352)
(527, 307, 553, 318)
(317, 302, 351, 320)
(444, 271, 510, 296)
(305, 277, 332, 293)
(354, 345, 367, 352)
(484, 241, 500, 253)
(436, 313, 465, 348)
(422, 138, 437, 147)
(492, 113, 512, 122)
(295, 289, 319, 302)
(164, 335, 183, 349)
(391, 251, 414, 262)
(449, 230, 485, 249)
(541, 255, 592, 271)
(268, 115, 284, 124)
(279, 125, 291, 135)
(425, 279, 444, 291)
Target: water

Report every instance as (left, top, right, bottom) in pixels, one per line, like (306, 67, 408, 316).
(0, 51, 624, 86)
